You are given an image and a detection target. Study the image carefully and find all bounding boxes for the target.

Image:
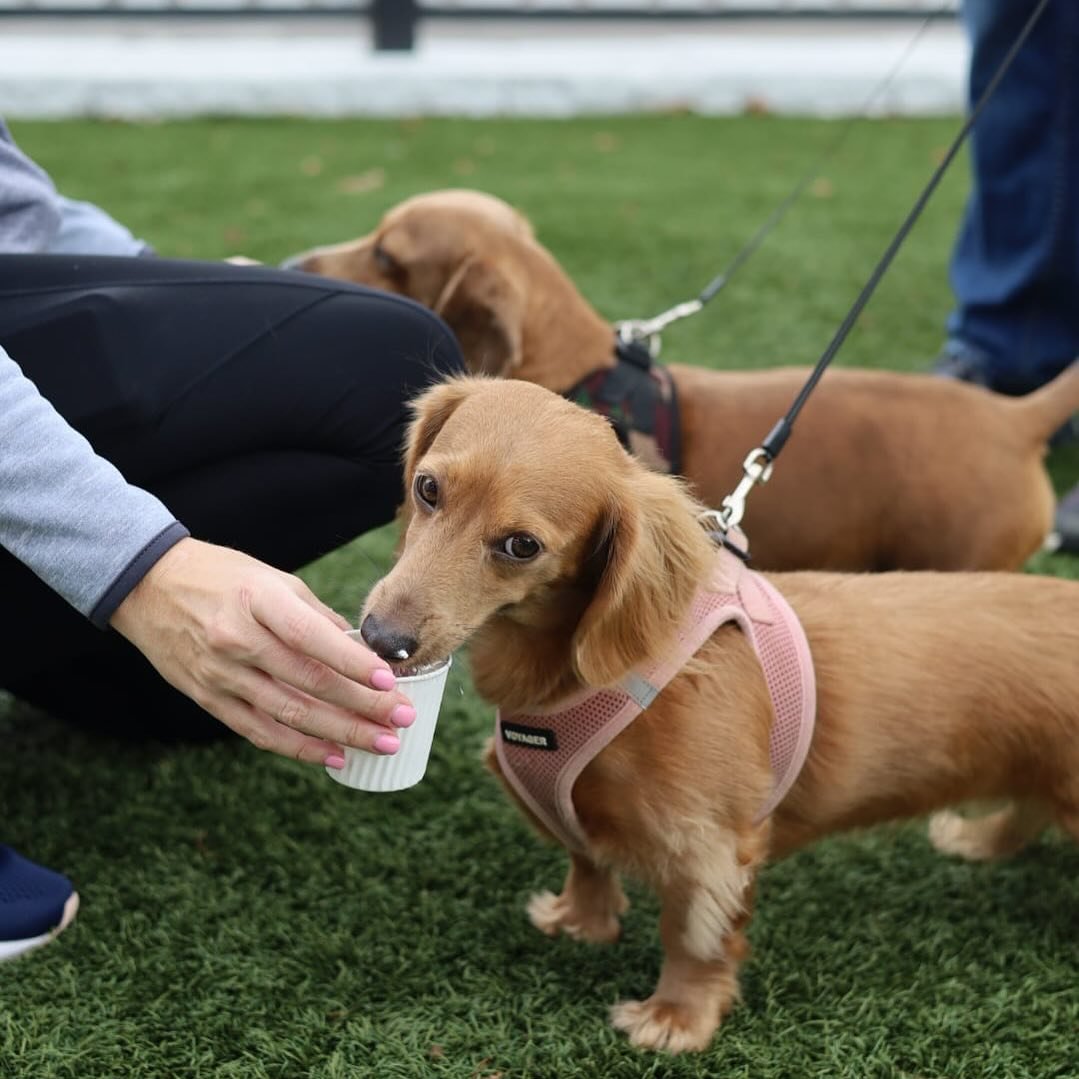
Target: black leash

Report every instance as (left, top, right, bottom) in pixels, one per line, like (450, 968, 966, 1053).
(708, 0, 1053, 535)
(617, 0, 952, 351)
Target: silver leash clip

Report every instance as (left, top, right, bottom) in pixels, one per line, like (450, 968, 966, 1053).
(615, 298, 704, 359)
(698, 447, 774, 535)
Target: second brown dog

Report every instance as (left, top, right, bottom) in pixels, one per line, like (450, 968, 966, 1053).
(287, 189, 1079, 572)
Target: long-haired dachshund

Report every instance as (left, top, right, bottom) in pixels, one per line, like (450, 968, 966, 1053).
(359, 376, 1079, 1053)
(287, 189, 1079, 573)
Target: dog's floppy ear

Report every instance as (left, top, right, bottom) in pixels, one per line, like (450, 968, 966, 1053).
(433, 257, 524, 377)
(403, 378, 474, 483)
(573, 471, 710, 688)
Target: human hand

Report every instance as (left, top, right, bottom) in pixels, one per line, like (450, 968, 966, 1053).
(109, 537, 415, 766)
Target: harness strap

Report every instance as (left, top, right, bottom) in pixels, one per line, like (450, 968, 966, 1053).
(494, 545, 816, 853)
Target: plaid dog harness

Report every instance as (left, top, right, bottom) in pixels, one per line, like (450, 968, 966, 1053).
(563, 337, 682, 477)
(494, 542, 816, 853)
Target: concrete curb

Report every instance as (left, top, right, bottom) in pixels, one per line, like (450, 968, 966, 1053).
(0, 16, 968, 118)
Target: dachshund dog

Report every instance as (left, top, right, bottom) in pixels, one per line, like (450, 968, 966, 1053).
(359, 376, 1079, 1054)
(286, 189, 1079, 573)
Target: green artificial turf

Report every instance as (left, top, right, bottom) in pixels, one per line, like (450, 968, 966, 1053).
(1, 116, 1076, 1079)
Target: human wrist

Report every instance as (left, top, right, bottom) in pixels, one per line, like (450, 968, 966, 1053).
(106, 529, 193, 635)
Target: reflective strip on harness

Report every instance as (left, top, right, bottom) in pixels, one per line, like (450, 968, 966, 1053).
(494, 544, 816, 852)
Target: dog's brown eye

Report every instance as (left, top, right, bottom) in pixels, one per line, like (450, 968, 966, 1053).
(501, 533, 541, 561)
(414, 473, 439, 509)
(373, 244, 398, 274)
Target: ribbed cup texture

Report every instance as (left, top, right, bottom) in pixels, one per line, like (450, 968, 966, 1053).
(326, 637, 451, 793)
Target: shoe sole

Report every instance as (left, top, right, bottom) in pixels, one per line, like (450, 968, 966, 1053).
(0, 891, 79, 963)
(1044, 530, 1079, 556)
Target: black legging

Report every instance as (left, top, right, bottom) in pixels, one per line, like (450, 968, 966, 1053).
(0, 255, 465, 738)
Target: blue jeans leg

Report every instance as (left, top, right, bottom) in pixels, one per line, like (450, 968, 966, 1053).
(947, 0, 1079, 392)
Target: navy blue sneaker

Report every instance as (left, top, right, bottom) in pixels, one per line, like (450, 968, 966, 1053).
(0, 846, 78, 962)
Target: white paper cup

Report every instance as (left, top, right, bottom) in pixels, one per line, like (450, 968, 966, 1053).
(326, 630, 451, 792)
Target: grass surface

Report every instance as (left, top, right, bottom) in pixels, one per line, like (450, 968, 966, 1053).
(2, 117, 1077, 1079)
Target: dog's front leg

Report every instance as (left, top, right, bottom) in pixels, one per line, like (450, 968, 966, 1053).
(610, 831, 761, 1053)
(483, 738, 628, 943)
(527, 852, 628, 944)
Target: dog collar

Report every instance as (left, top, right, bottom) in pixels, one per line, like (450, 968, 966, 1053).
(494, 541, 816, 853)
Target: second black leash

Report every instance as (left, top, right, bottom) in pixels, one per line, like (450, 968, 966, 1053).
(617, 0, 952, 353)
(708, 0, 1055, 537)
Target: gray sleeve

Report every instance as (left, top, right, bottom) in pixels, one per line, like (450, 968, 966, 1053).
(0, 118, 62, 253)
(0, 119, 150, 256)
(0, 342, 189, 628)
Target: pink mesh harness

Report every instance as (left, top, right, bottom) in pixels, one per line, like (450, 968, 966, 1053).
(494, 542, 816, 852)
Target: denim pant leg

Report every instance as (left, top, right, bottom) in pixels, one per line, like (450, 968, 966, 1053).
(947, 0, 1079, 391)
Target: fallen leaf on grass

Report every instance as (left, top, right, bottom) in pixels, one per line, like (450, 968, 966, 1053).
(336, 168, 386, 195)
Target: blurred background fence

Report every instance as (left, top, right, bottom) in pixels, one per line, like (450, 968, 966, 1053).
(0, 0, 960, 51)
(0, 0, 966, 117)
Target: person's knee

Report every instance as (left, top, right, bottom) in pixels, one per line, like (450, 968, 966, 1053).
(354, 288, 465, 391)
(274, 285, 465, 467)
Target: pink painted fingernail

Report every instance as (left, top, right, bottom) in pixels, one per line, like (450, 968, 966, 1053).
(324, 754, 346, 770)
(370, 667, 396, 691)
(390, 704, 416, 729)
(373, 733, 400, 755)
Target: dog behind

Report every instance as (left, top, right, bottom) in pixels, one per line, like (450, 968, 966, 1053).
(286, 189, 1079, 574)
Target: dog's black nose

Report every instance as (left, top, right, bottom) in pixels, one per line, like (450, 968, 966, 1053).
(360, 613, 419, 663)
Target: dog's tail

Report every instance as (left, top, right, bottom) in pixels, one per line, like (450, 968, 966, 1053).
(1009, 360, 1079, 446)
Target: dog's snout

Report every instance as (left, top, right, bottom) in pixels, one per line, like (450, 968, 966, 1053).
(360, 613, 419, 663)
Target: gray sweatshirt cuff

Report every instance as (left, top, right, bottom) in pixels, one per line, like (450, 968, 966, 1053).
(88, 521, 190, 629)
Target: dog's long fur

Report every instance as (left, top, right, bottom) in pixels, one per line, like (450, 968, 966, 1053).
(288, 189, 1079, 573)
(361, 377, 1079, 1053)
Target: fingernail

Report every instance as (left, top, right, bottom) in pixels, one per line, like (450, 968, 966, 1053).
(370, 667, 396, 691)
(390, 704, 416, 729)
(373, 733, 400, 755)
(324, 754, 346, 770)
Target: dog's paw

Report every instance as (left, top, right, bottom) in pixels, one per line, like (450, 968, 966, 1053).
(526, 889, 624, 944)
(609, 997, 718, 1054)
(929, 809, 990, 860)
(928, 805, 1044, 861)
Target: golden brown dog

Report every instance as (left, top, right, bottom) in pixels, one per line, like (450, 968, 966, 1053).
(287, 189, 1079, 573)
(359, 376, 1079, 1054)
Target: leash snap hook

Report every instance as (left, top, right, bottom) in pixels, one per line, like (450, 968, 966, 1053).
(616, 299, 704, 359)
(700, 447, 774, 535)
(615, 318, 663, 359)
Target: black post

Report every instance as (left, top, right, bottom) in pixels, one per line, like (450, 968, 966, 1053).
(372, 0, 418, 52)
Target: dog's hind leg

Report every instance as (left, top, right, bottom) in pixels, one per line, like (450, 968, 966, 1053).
(928, 800, 1052, 861)
(527, 852, 628, 944)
